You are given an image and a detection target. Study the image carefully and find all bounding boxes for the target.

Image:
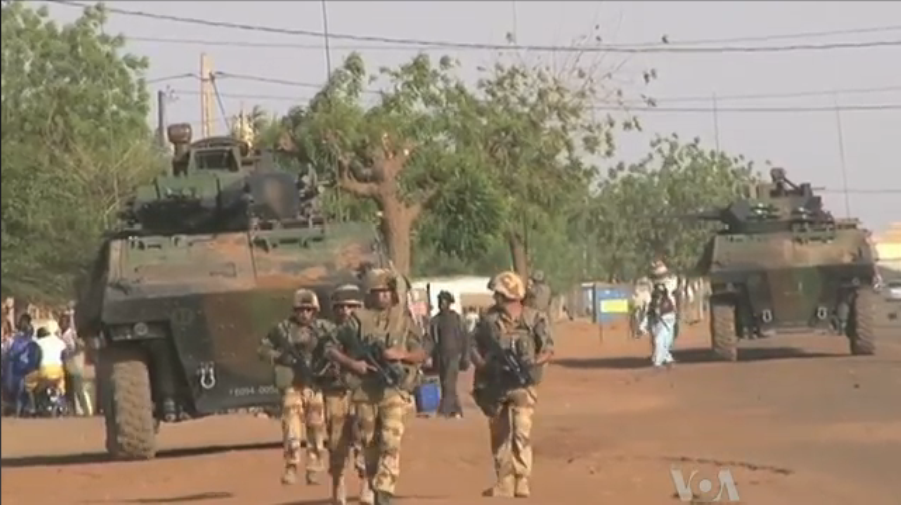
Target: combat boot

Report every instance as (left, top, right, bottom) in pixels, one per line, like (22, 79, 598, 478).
(514, 477, 531, 498)
(359, 479, 374, 505)
(305, 469, 321, 485)
(331, 475, 347, 505)
(374, 490, 393, 505)
(482, 476, 515, 498)
(281, 465, 298, 485)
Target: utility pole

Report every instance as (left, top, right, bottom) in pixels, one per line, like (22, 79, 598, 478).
(833, 94, 852, 217)
(712, 92, 721, 151)
(156, 89, 168, 148)
(511, 0, 519, 43)
(200, 53, 215, 138)
(321, 0, 333, 77)
(321, 0, 342, 220)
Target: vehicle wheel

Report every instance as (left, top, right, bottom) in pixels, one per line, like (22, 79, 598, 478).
(99, 346, 157, 459)
(848, 289, 877, 356)
(710, 300, 738, 361)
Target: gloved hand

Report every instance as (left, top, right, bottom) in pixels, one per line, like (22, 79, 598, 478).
(276, 353, 297, 367)
(458, 357, 471, 372)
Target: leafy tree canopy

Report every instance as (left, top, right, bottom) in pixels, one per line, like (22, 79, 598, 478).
(1, 1, 162, 302)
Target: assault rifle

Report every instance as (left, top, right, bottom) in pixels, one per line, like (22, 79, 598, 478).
(484, 336, 534, 389)
(343, 328, 404, 388)
(272, 324, 329, 384)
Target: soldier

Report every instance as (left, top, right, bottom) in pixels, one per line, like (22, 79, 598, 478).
(524, 270, 552, 317)
(322, 284, 365, 505)
(258, 288, 335, 486)
(325, 269, 429, 505)
(639, 261, 679, 368)
(471, 271, 554, 498)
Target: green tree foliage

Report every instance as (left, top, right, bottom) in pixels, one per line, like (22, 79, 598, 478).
(275, 53, 490, 274)
(469, 53, 646, 280)
(1, 2, 162, 301)
(590, 134, 758, 281)
(265, 48, 754, 285)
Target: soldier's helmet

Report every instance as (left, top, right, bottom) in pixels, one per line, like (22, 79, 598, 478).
(437, 290, 455, 304)
(490, 271, 527, 301)
(293, 289, 320, 311)
(331, 284, 364, 307)
(530, 270, 546, 283)
(363, 268, 395, 293)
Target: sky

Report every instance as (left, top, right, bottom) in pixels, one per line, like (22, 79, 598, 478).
(39, 1, 901, 232)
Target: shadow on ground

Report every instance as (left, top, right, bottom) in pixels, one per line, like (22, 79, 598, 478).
(2, 441, 279, 468)
(555, 346, 844, 370)
(81, 492, 234, 504)
(272, 495, 446, 505)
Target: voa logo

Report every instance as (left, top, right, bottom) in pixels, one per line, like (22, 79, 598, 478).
(670, 467, 741, 502)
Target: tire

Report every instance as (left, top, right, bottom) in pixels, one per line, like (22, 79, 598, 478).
(848, 289, 877, 356)
(99, 346, 157, 459)
(710, 301, 738, 361)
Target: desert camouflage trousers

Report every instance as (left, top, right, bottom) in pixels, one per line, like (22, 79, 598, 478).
(281, 385, 326, 472)
(323, 390, 364, 478)
(489, 386, 538, 480)
(354, 391, 414, 495)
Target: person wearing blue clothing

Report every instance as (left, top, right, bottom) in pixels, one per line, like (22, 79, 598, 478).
(2, 314, 42, 415)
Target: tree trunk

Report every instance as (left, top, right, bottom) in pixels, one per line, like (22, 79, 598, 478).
(379, 197, 414, 276)
(506, 231, 529, 281)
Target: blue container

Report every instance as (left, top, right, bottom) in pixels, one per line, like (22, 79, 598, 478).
(415, 378, 441, 414)
(594, 286, 630, 324)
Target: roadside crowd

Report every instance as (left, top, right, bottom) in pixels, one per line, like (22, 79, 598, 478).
(1, 309, 93, 417)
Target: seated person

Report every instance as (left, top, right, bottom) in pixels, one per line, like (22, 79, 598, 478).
(23, 327, 68, 411)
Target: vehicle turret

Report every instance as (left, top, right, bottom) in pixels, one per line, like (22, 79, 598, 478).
(117, 122, 322, 236)
(684, 168, 843, 234)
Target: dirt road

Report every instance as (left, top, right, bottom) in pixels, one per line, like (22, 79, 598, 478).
(3, 319, 899, 505)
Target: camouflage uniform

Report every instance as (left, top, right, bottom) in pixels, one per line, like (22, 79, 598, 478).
(258, 289, 336, 486)
(525, 270, 552, 317)
(472, 271, 554, 498)
(326, 269, 426, 505)
(322, 284, 365, 505)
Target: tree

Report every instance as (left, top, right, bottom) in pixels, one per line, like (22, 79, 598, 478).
(277, 53, 485, 275)
(591, 134, 758, 280)
(1, 2, 160, 301)
(468, 52, 648, 280)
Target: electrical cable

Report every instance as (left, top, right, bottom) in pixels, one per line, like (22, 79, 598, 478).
(47, 1, 901, 54)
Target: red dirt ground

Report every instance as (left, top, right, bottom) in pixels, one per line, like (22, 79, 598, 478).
(3, 318, 900, 505)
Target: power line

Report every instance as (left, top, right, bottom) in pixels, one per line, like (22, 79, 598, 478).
(125, 30, 901, 52)
(48, 1, 901, 54)
(170, 87, 901, 113)
(160, 71, 901, 104)
(146, 72, 198, 84)
(163, 80, 901, 106)
(645, 85, 901, 104)
(605, 104, 901, 113)
(208, 74, 231, 131)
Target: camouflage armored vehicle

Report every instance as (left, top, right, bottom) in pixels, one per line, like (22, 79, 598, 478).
(692, 168, 880, 361)
(75, 122, 385, 459)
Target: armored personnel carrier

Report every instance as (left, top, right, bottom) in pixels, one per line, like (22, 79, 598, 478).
(75, 122, 385, 459)
(692, 168, 880, 361)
